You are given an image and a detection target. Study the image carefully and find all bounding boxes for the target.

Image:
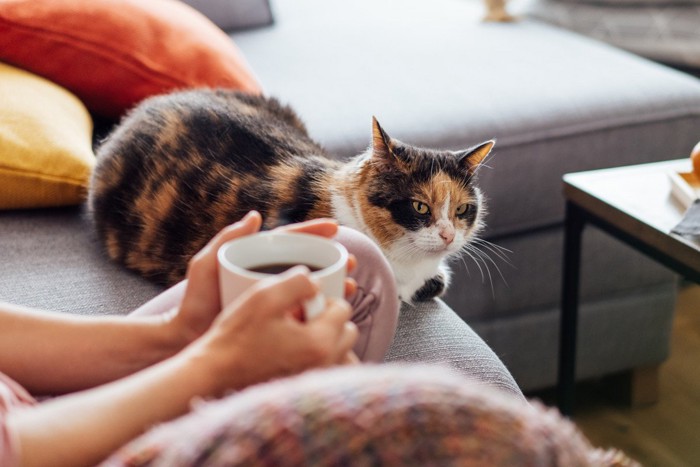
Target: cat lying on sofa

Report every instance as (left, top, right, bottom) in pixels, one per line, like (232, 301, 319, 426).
(89, 89, 495, 303)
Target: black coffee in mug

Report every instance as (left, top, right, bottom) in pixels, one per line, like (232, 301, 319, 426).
(248, 263, 322, 275)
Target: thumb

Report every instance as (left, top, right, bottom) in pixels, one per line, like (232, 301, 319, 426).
(190, 210, 263, 266)
(180, 211, 264, 329)
(186, 211, 263, 291)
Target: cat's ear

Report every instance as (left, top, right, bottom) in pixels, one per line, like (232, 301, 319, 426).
(456, 139, 495, 173)
(371, 117, 401, 165)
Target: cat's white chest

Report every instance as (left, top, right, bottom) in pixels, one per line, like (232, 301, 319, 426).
(390, 256, 446, 302)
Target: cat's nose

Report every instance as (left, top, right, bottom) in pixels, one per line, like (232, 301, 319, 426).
(439, 229, 455, 245)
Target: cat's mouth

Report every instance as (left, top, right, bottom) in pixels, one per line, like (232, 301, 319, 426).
(402, 235, 464, 258)
(420, 243, 456, 256)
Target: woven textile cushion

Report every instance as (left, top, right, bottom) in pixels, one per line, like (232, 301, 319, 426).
(0, 62, 94, 209)
(0, 0, 263, 118)
(102, 365, 629, 465)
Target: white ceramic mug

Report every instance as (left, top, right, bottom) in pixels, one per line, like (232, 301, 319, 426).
(217, 232, 348, 319)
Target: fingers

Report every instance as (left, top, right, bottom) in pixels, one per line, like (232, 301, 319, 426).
(180, 211, 263, 331)
(337, 324, 359, 363)
(341, 351, 360, 365)
(278, 218, 338, 238)
(308, 297, 357, 363)
(242, 267, 320, 319)
(186, 211, 262, 288)
(314, 296, 352, 327)
(221, 275, 357, 372)
(191, 211, 262, 266)
(344, 278, 357, 298)
(347, 254, 357, 273)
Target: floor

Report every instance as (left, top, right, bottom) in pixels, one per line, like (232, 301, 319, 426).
(533, 285, 700, 466)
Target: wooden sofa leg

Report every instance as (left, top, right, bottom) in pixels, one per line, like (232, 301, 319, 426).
(629, 365, 661, 406)
(607, 364, 661, 407)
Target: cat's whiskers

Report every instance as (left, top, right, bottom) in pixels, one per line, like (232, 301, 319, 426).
(388, 239, 427, 263)
(463, 245, 496, 296)
(475, 244, 505, 280)
(475, 247, 500, 297)
(460, 246, 488, 286)
(472, 236, 510, 254)
(457, 253, 472, 278)
(459, 239, 509, 297)
(471, 238, 513, 266)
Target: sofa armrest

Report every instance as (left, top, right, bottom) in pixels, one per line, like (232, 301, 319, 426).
(385, 299, 525, 401)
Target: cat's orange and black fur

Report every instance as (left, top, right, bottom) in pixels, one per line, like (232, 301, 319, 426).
(89, 89, 493, 302)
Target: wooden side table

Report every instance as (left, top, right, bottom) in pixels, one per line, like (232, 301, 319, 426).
(559, 159, 700, 416)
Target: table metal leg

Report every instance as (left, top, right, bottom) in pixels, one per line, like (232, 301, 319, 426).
(558, 201, 585, 416)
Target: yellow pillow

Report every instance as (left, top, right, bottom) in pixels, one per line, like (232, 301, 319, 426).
(0, 61, 94, 209)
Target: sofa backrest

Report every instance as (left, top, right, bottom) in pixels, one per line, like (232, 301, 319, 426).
(180, 0, 273, 32)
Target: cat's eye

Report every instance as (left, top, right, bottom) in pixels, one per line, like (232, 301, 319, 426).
(412, 200, 430, 215)
(456, 204, 469, 216)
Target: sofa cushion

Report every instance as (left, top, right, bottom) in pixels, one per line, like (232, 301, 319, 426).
(180, 0, 273, 31)
(0, 62, 94, 210)
(232, 0, 700, 237)
(0, 207, 162, 315)
(474, 283, 676, 391)
(0, 0, 262, 118)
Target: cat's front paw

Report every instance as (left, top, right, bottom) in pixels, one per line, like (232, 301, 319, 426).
(411, 273, 446, 302)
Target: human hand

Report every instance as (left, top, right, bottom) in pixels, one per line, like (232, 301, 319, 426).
(181, 267, 358, 395)
(172, 211, 357, 343)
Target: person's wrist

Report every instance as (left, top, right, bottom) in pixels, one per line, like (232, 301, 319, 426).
(134, 309, 200, 366)
(175, 335, 248, 398)
(164, 307, 208, 350)
(173, 345, 224, 398)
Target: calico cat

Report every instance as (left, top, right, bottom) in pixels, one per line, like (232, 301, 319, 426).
(89, 89, 493, 302)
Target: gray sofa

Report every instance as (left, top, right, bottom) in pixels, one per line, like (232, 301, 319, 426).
(3, 0, 700, 396)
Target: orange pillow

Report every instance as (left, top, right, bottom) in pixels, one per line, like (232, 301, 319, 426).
(0, 0, 263, 118)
